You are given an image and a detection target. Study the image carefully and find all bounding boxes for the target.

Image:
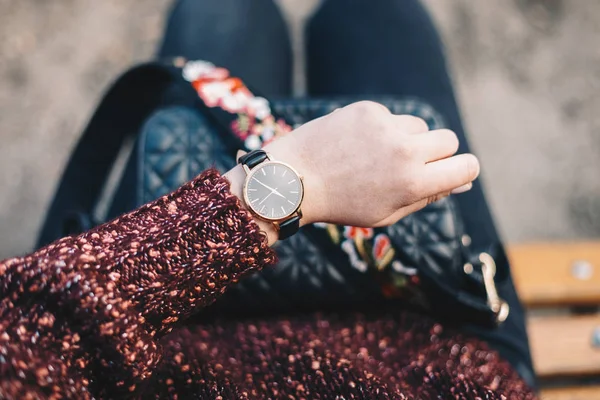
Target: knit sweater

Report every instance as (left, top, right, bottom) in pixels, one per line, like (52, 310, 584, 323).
(0, 170, 536, 399)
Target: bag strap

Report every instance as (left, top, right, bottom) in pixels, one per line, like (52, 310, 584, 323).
(37, 59, 293, 248)
(37, 62, 188, 247)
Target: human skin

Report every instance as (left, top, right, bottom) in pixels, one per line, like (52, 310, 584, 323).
(225, 101, 479, 245)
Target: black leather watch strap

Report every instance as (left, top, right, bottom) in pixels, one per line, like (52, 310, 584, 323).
(278, 215, 300, 240)
(238, 149, 268, 169)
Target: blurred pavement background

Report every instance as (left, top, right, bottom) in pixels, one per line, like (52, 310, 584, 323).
(1, 0, 599, 258)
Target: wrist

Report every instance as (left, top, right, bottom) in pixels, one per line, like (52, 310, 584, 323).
(224, 165, 279, 245)
(224, 135, 325, 243)
(263, 137, 325, 227)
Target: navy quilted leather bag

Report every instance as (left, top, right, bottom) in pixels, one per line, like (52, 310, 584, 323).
(37, 61, 510, 327)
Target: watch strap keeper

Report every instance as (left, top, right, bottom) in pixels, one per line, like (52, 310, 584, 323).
(238, 149, 268, 169)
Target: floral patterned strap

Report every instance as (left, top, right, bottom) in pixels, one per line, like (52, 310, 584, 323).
(180, 59, 422, 301)
(182, 60, 292, 150)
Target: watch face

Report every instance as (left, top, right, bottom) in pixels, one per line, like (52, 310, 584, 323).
(244, 161, 303, 220)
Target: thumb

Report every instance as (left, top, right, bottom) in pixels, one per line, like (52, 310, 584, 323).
(375, 189, 457, 227)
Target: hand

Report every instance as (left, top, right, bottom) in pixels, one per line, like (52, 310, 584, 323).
(262, 101, 480, 228)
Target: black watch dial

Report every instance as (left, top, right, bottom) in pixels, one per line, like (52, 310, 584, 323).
(244, 161, 303, 220)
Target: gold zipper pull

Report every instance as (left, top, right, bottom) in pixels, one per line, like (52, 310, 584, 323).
(479, 252, 510, 323)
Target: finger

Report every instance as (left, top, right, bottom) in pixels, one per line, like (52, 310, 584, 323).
(393, 114, 429, 134)
(377, 176, 474, 228)
(451, 182, 473, 195)
(376, 201, 429, 226)
(421, 153, 480, 197)
(415, 129, 460, 162)
(376, 190, 453, 226)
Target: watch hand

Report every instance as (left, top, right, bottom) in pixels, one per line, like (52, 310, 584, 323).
(254, 179, 286, 198)
(254, 178, 276, 192)
(270, 188, 286, 198)
(258, 190, 275, 206)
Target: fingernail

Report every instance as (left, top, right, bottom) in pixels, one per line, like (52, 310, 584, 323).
(451, 182, 473, 195)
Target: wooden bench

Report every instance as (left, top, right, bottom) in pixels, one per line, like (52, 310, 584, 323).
(509, 242, 600, 399)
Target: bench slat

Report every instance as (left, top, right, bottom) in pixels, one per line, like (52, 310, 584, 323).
(508, 242, 600, 306)
(528, 314, 600, 377)
(541, 386, 600, 400)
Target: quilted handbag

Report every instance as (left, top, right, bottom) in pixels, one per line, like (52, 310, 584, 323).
(37, 60, 510, 327)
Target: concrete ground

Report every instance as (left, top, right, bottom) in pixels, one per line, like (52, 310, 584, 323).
(0, 0, 599, 259)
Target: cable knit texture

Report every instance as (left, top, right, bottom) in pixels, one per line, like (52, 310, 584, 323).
(0, 169, 536, 399)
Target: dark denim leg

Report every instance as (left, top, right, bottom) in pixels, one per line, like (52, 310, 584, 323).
(158, 0, 292, 97)
(307, 0, 535, 387)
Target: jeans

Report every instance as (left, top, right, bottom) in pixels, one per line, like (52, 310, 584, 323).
(158, 0, 536, 388)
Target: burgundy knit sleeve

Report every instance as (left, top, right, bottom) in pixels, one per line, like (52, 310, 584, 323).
(0, 169, 277, 399)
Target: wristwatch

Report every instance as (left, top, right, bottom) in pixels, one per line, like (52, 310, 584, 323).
(239, 149, 304, 240)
